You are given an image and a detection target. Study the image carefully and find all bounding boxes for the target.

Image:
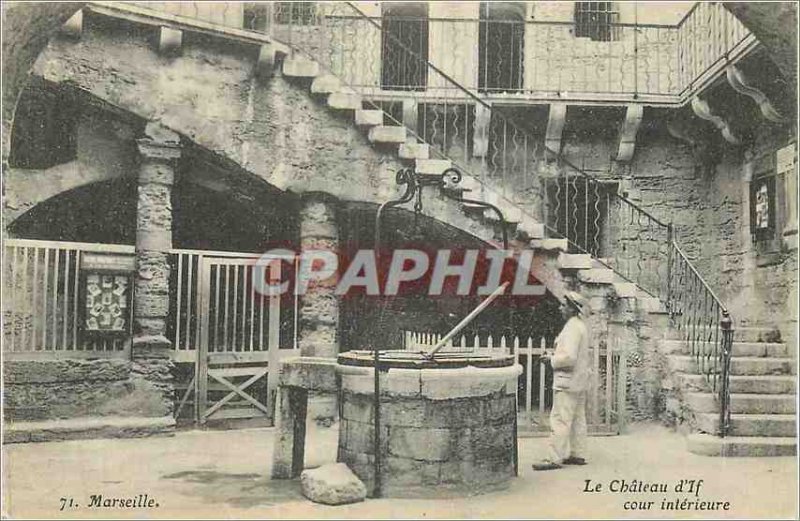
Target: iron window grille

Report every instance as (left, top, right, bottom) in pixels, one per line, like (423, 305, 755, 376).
(574, 2, 619, 42)
(478, 2, 525, 93)
(381, 4, 429, 91)
(273, 2, 317, 26)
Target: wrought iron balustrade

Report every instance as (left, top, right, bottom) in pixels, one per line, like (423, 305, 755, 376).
(119, 1, 756, 104)
(666, 240, 734, 437)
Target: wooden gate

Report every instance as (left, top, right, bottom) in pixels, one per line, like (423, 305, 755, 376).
(172, 251, 299, 425)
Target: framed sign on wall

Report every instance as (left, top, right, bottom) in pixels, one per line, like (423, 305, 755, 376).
(81, 253, 135, 337)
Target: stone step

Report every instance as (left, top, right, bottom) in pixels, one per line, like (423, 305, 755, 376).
(415, 159, 452, 175)
(558, 253, 592, 269)
(676, 374, 796, 394)
(517, 217, 545, 240)
(685, 392, 796, 414)
(686, 433, 796, 457)
(481, 200, 522, 224)
(668, 355, 795, 375)
(661, 340, 788, 357)
(577, 268, 615, 284)
(695, 413, 797, 437)
(666, 327, 782, 343)
(4, 416, 175, 444)
(639, 295, 667, 313)
(530, 238, 568, 251)
(327, 92, 362, 110)
(283, 57, 320, 78)
(310, 74, 342, 94)
(398, 143, 430, 160)
(612, 282, 638, 298)
(354, 109, 384, 127)
(367, 125, 406, 144)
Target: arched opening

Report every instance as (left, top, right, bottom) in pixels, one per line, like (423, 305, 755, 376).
(478, 2, 526, 93)
(381, 2, 429, 91)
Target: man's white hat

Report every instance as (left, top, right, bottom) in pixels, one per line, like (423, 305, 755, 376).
(563, 291, 588, 315)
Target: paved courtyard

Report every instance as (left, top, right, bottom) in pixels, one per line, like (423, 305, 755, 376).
(2, 422, 797, 519)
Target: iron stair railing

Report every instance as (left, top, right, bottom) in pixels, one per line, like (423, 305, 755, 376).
(667, 238, 734, 437)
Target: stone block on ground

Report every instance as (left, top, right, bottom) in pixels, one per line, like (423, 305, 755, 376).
(300, 463, 367, 505)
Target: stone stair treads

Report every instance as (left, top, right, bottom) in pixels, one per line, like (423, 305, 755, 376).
(367, 125, 406, 144)
(676, 374, 796, 394)
(686, 433, 796, 457)
(661, 340, 787, 357)
(695, 413, 797, 437)
(668, 355, 795, 375)
(685, 392, 796, 414)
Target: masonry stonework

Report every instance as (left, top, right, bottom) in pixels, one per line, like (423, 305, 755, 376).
(130, 124, 181, 417)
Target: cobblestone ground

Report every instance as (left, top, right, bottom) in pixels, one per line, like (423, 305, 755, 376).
(2, 422, 797, 519)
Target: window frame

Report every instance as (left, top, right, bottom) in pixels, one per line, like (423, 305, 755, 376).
(574, 2, 620, 42)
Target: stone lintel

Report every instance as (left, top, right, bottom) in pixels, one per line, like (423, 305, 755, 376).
(137, 139, 181, 163)
(158, 26, 183, 55)
(279, 357, 339, 392)
(61, 10, 83, 39)
(256, 43, 275, 81)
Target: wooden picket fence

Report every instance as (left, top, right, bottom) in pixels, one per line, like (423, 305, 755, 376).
(403, 330, 627, 434)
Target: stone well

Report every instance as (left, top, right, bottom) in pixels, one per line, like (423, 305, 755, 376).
(336, 350, 522, 498)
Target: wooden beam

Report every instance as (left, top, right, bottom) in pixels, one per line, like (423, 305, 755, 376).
(545, 103, 567, 156)
(690, 96, 741, 145)
(616, 105, 644, 162)
(726, 65, 784, 123)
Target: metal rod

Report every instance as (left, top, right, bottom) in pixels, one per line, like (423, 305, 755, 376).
(425, 281, 509, 358)
(185, 254, 194, 350)
(62, 250, 70, 351)
(371, 168, 416, 498)
(176, 253, 183, 349)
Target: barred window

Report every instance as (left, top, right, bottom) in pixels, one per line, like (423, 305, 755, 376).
(273, 2, 317, 25)
(478, 2, 525, 93)
(574, 2, 619, 42)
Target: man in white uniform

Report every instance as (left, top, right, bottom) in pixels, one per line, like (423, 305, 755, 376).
(533, 291, 591, 470)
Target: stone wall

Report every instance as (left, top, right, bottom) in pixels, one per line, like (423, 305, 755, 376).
(4, 359, 138, 421)
(337, 363, 519, 498)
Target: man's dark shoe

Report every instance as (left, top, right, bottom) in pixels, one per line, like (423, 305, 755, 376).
(563, 456, 587, 465)
(532, 461, 562, 471)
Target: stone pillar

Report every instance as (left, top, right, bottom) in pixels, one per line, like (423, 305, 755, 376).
(297, 192, 340, 424)
(297, 192, 340, 358)
(131, 123, 181, 417)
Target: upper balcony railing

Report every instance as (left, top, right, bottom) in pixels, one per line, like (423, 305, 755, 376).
(124, 2, 758, 106)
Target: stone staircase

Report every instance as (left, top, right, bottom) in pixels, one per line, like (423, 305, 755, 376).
(281, 55, 671, 307)
(663, 327, 797, 456)
(278, 54, 794, 458)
